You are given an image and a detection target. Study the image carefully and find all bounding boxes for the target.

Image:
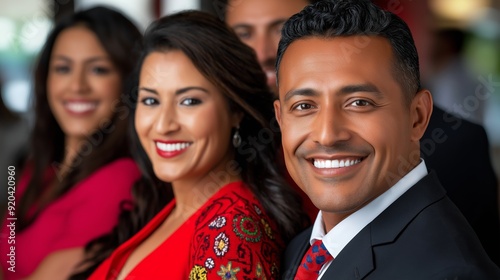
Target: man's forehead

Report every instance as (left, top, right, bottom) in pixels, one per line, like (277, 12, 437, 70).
(226, 0, 308, 25)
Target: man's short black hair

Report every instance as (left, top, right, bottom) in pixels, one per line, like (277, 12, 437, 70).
(276, 0, 421, 105)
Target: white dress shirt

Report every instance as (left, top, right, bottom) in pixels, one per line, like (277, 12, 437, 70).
(307, 160, 428, 279)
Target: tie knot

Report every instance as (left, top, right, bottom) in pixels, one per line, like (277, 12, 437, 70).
(309, 240, 332, 265)
(294, 240, 333, 279)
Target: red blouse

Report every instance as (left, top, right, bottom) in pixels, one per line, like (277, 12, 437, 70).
(0, 158, 140, 280)
(89, 181, 284, 279)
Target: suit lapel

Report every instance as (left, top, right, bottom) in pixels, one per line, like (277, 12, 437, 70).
(321, 172, 446, 279)
(322, 226, 374, 279)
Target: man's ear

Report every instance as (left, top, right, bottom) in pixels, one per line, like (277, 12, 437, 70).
(274, 99, 282, 128)
(410, 89, 433, 142)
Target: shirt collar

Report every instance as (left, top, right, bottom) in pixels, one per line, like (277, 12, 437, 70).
(309, 160, 428, 258)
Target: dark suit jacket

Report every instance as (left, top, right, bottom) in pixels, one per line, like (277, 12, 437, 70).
(282, 173, 500, 279)
(422, 106, 500, 265)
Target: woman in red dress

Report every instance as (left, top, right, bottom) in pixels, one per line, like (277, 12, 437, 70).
(0, 7, 142, 280)
(71, 10, 309, 280)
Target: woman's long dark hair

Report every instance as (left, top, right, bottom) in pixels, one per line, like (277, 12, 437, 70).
(71, 10, 309, 278)
(17, 6, 143, 231)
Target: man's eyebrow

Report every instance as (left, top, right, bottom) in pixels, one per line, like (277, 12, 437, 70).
(231, 23, 252, 29)
(339, 84, 383, 97)
(268, 19, 287, 28)
(232, 19, 287, 30)
(283, 84, 382, 101)
(284, 88, 319, 101)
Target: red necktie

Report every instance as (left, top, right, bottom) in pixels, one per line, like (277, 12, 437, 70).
(294, 240, 333, 280)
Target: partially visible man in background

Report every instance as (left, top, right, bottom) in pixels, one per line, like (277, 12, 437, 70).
(225, 0, 311, 94)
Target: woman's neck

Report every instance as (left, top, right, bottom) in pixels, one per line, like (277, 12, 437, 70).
(170, 159, 241, 219)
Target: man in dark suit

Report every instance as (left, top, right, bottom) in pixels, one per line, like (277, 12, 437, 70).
(273, 0, 500, 278)
(221, 0, 500, 265)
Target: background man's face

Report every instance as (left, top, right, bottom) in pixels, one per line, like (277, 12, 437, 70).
(226, 0, 309, 93)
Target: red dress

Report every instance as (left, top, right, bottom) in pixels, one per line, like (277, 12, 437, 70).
(89, 181, 283, 279)
(0, 158, 140, 280)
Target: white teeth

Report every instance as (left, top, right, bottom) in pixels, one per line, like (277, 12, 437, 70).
(156, 142, 191, 152)
(65, 102, 96, 113)
(313, 158, 362, 169)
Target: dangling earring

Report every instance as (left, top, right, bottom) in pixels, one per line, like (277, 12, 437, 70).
(233, 125, 242, 148)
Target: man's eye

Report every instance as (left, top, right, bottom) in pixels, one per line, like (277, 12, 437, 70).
(293, 103, 313, 111)
(351, 100, 371, 107)
(140, 97, 158, 106)
(236, 31, 251, 40)
(233, 28, 252, 40)
(180, 98, 201, 106)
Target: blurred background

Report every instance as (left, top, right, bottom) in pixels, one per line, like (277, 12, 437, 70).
(0, 0, 499, 193)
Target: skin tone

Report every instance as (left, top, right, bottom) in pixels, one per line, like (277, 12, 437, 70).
(47, 25, 121, 174)
(25, 26, 121, 280)
(226, 0, 309, 93)
(118, 50, 242, 279)
(274, 36, 432, 232)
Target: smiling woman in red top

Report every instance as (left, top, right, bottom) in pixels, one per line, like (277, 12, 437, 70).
(0, 7, 142, 280)
(76, 10, 309, 280)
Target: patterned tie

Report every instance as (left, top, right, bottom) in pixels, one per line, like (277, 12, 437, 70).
(294, 240, 333, 280)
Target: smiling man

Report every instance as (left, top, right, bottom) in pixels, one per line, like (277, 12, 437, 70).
(274, 1, 500, 279)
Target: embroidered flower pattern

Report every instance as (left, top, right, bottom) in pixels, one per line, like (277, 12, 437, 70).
(209, 216, 227, 229)
(233, 215, 262, 243)
(217, 262, 240, 280)
(190, 187, 283, 279)
(214, 232, 230, 256)
(189, 265, 208, 280)
(256, 262, 266, 279)
(205, 257, 215, 270)
(261, 218, 274, 240)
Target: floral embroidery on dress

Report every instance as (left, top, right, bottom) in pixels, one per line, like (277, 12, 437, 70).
(209, 216, 227, 229)
(217, 261, 240, 280)
(214, 232, 230, 256)
(190, 183, 284, 279)
(189, 265, 208, 280)
(256, 262, 267, 279)
(233, 214, 262, 243)
(261, 218, 274, 240)
(205, 257, 215, 270)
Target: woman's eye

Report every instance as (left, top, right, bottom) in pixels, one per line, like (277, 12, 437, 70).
(53, 65, 70, 74)
(180, 98, 201, 106)
(293, 103, 313, 111)
(140, 97, 158, 106)
(351, 100, 371, 107)
(91, 66, 111, 75)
